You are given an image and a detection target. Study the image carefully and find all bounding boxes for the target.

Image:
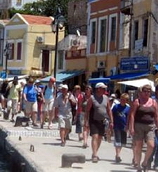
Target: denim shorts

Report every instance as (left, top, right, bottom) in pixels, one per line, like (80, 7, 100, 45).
(114, 129, 127, 147)
(75, 113, 84, 133)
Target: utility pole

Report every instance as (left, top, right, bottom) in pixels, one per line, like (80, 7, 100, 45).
(129, 0, 133, 57)
(4, 42, 11, 78)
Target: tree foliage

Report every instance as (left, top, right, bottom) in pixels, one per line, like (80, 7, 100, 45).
(9, 0, 73, 18)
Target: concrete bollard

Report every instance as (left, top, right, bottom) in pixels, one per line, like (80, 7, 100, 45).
(61, 153, 85, 168)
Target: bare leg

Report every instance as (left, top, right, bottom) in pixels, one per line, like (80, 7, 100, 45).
(91, 134, 102, 157)
(135, 140, 143, 170)
(115, 146, 122, 157)
(142, 139, 155, 166)
(83, 126, 89, 147)
(48, 109, 54, 127)
(32, 111, 37, 125)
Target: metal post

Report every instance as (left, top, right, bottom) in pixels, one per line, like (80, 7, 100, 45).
(54, 23, 59, 79)
(5, 52, 8, 75)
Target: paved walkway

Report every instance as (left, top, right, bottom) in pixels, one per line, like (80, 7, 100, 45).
(0, 112, 152, 172)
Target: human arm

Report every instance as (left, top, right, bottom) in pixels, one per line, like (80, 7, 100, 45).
(129, 99, 138, 136)
(106, 100, 114, 129)
(53, 98, 59, 118)
(22, 86, 27, 101)
(68, 92, 77, 106)
(84, 97, 92, 127)
(154, 99, 158, 128)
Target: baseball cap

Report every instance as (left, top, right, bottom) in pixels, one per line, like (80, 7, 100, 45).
(95, 82, 107, 89)
(62, 84, 68, 90)
(58, 84, 63, 89)
(35, 79, 40, 84)
(13, 76, 18, 80)
(110, 93, 116, 98)
(109, 93, 116, 100)
(49, 77, 56, 82)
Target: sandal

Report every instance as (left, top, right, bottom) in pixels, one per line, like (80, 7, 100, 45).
(92, 156, 98, 163)
(82, 144, 88, 149)
(142, 164, 148, 172)
(92, 155, 99, 163)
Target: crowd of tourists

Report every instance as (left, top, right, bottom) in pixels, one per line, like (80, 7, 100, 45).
(0, 75, 158, 172)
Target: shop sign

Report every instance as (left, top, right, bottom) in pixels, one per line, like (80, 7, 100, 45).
(120, 56, 149, 71)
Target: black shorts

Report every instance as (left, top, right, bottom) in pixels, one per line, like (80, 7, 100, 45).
(89, 119, 105, 136)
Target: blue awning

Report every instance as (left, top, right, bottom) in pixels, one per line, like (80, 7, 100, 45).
(110, 71, 149, 80)
(88, 77, 111, 84)
(154, 64, 158, 70)
(40, 70, 85, 83)
(88, 71, 149, 84)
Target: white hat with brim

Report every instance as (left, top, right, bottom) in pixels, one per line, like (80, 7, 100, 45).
(62, 84, 68, 90)
(95, 82, 107, 89)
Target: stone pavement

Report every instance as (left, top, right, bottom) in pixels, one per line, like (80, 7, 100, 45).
(0, 112, 153, 172)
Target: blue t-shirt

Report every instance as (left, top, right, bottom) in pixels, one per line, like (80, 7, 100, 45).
(44, 85, 55, 100)
(23, 85, 37, 102)
(112, 103, 130, 130)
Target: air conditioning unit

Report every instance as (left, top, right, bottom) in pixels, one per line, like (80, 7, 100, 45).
(36, 36, 44, 43)
(97, 61, 105, 68)
(110, 67, 117, 76)
(71, 39, 80, 47)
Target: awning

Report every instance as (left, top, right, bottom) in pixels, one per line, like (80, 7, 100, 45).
(40, 70, 85, 83)
(154, 64, 158, 70)
(110, 71, 149, 80)
(88, 77, 111, 84)
(118, 78, 155, 91)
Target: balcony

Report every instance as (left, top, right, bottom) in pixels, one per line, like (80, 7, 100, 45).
(120, 0, 132, 15)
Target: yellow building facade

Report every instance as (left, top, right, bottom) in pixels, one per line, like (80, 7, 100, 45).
(4, 13, 64, 76)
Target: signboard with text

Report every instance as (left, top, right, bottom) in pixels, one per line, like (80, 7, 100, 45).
(120, 56, 149, 71)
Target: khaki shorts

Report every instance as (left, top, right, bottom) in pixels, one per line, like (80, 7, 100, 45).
(58, 116, 72, 130)
(134, 123, 155, 141)
(25, 101, 38, 114)
(42, 99, 54, 112)
(7, 99, 18, 114)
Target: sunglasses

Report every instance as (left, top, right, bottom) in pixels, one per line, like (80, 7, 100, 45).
(142, 90, 151, 93)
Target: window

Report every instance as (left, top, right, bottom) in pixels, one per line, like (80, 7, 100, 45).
(58, 50, 64, 70)
(110, 16, 116, 41)
(134, 20, 139, 41)
(16, 0, 21, 5)
(99, 18, 107, 52)
(91, 21, 96, 44)
(143, 18, 148, 47)
(17, 42, 22, 60)
(8, 43, 14, 60)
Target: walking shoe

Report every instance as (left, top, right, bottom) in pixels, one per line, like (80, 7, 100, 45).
(32, 123, 38, 127)
(10, 119, 15, 122)
(60, 139, 66, 147)
(141, 163, 148, 172)
(82, 144, 88, 149)
(48, 124, 53, 129)
(154, 166, 158, 171)
(137, 170, 142, 172)
(115, 156, 122, 163)
(41, 123, 44, 129)
(79, 137, 83, 141)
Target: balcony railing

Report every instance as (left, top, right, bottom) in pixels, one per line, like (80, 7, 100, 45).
(120, 0, 132, 15)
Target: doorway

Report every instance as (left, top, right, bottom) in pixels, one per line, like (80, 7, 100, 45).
(42, 50, 49, 72)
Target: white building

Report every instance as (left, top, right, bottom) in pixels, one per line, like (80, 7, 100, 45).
(0, 0, 39, 10)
